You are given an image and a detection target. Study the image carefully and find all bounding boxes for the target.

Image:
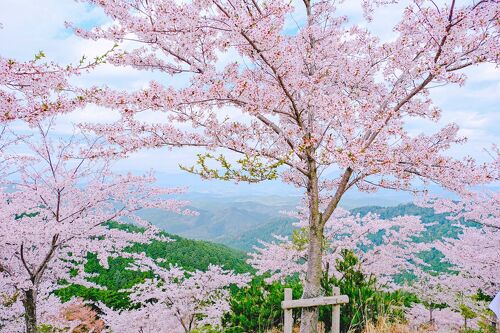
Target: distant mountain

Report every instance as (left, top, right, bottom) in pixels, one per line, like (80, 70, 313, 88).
(137, 194, 299, 250)
(351, 203, 476, 243)
(139, 194, 466, 252)
(216, 216, 296, 252)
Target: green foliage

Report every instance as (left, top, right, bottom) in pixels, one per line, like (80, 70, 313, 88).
(463, 291, 497, 333)
(475, 289, 494, 303)
(105, 220, 252, 273)
(190, 327, 223, 333)
(475, 310, 498, 333)
(127, 235, 253, 274)
(321, 250, 417, 333)
(55, 253, 152, 309)
(34, 51, 46, 61)
(1, 290, 19, 307)
(223, 250, 416, 333)
(75, 43, 119, 69)
(180, 153, 285, 183)
(415, 248, 456, 274)
(56, 223, 253, 309)
(15, 211, 39, 220)
(291, 228, 309, 251)
(422, 300, 448, 313)
(223, 276, 302, 333)
(459, 303, 478, 321)
(36, 324, 65, 333)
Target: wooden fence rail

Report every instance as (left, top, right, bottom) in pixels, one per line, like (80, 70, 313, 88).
(281, 287, 349, 333)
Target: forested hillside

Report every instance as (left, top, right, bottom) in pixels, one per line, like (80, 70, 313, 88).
(142, 201, 470, 251)
(56, 226, 252, 309)
(351, 203, 478, 243)
(50, 202, 483, 332)
(136, 195, 298, 251)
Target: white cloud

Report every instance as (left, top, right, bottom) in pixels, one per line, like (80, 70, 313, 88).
(0, 0, 106, 61)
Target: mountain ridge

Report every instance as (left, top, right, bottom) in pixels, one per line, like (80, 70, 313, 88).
(139, 197, 463, 252)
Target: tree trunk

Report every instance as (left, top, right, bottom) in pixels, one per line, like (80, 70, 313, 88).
(429, 308, 433, 324)
(23, 289, 37, 333)
(299, 151, 326, 333)
(300, 224, 324, 333)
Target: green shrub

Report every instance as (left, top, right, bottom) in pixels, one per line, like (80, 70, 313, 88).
(223, 275, 302, 333)
(223, 250, 417, 333)
(320, 249, 417, 333)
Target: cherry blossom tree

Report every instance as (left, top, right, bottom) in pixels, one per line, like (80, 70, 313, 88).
(248, 206, 427, 287)
(0, 124, 16, 177)
(55, 298, 105, 333)
(0, 121, 191, 333)
(417, 158, 500, 298)
(70, 0, 499, 330)
(99, 263, 250, 333)
(407, 191, 500, 331)
(408, 271, 496, 331)
(424, 189, 500, 230)
(406, 270, 457, 325)
(407, 303, 463, 332)
(0, 292, 92, 333)
(433, 227, 500, 296)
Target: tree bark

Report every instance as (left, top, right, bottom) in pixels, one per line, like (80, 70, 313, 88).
(23, 289, 37, 333)
(300, 160, 324, 333)
(300, 224, 324, 333)
(298, 132, 341, 332)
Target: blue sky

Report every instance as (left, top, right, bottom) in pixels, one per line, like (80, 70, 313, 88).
(0, 0, 498, 200)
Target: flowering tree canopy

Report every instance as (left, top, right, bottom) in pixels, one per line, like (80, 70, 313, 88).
(249, 207, 427, 286)
(100, 264, 250, 333)
(0, 121, 190, 332)
(431, 215, 500, 297)
(69, 0, 499, 330)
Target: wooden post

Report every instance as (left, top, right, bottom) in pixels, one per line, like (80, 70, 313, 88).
(284, 288, 293, 333)
(281, 287, 348, 333)
(332, 287, 340, 333)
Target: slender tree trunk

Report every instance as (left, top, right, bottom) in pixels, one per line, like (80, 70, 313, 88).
(298, 146, 339, 333)
(429, 308, 433, 324)
(23, 289, 37, 333)
(300, 224, 324, 333)
(300, 163, 324, 333)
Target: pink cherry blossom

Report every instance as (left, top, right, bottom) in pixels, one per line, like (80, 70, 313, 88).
(0, 120, 191, 332)
(249, 205, 427, 287)
(100, 264, 250, 333)
(0, 53, 98, 124)
(62, 0, 500, 331)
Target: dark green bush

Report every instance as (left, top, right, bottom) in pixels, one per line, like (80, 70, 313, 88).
(223, 275, 302, 333)
(321, 249, 417, 333)
(223, 250, 417, 333)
